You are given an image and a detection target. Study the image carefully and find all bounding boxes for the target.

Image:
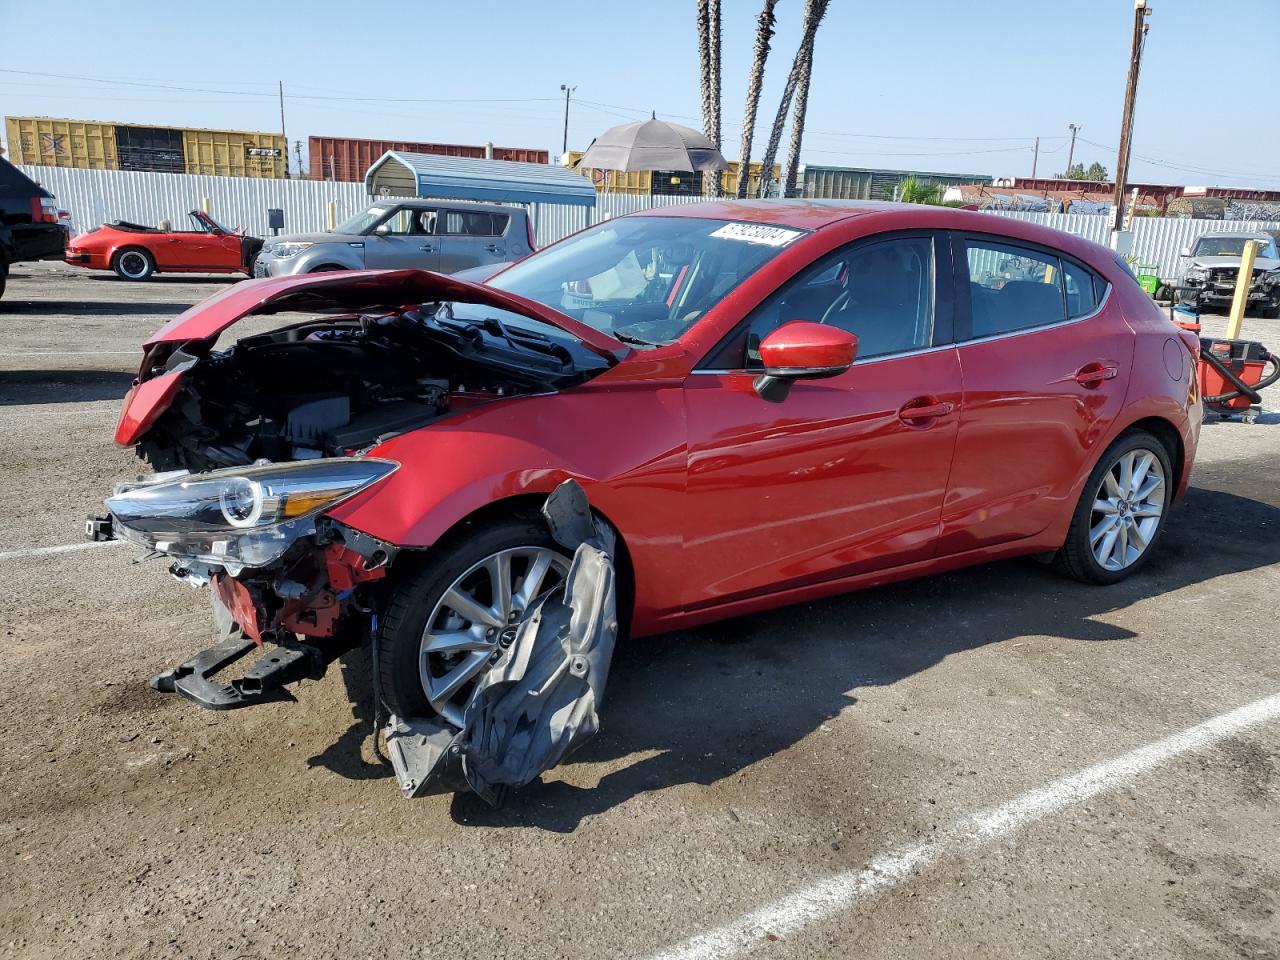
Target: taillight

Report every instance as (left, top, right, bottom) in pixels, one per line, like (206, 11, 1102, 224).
(30, 197, 59, 224)
(1177, 329, 1200, 359)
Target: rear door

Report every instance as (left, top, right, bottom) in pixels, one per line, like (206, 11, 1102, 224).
(437, 209, 509, 273)
(363, 206, 440, 270)
(936, 233, 1134, 554)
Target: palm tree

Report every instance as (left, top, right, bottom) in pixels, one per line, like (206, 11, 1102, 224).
(781, 0, 829, 199)
(894, 176, 943, 204)
(736, 0, 779, 199)
(757, 56, 799, 198)
(696, 0, 723, 196)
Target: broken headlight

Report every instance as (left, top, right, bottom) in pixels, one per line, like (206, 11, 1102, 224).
(105, 458, 397, 571)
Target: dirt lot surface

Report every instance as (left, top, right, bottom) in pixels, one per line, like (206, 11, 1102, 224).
(1, 265, 1278, 960)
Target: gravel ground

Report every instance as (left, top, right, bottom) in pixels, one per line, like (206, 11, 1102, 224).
(1, 264, 1278, 960)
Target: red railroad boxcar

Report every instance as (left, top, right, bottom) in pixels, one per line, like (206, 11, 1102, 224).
(308, 136, 549, 182)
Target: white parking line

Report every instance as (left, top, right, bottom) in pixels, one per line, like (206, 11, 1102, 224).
(0, 540, 122, 562)
(645, 691, 1280, 960)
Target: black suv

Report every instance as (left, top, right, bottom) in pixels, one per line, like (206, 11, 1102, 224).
(1, 156, 69, 300)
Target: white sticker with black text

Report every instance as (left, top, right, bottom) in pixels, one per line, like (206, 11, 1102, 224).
(709, 222, 804, 247)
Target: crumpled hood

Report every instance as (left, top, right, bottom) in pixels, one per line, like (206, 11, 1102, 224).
(141, 268, 629, 363)
(1188, 255, 1280, 273)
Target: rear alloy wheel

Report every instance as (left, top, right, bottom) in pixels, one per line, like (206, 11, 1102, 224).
(1055, 430, 1172, 584)
(377, 516, 571, 725)
(113, 248, 155, 281)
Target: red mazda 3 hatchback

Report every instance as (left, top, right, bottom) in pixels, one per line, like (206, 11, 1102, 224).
(105, 200, 1201, 729)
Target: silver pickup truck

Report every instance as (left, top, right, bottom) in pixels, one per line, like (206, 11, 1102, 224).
(254, 199, 533, 277)
(1178, 230, 1280, 317)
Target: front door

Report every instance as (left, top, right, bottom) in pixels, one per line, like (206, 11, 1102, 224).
(681, 232, 962, 610)
(936, 233, 1134, 553)
(363, 206, 440, 270)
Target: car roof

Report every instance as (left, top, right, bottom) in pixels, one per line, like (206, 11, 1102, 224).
(380, 198, 520, 216)
(1196, 230, 1278, 240)
(629, 199, 1119, 271)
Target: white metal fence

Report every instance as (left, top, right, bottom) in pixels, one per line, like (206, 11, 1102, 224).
(19, 164, 1279, 281)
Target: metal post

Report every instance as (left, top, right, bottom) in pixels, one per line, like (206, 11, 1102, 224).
(326, 201, 336, 231)
(1066, 123, 1080, 173)
(559, 84, 576, 161)
(1111, 2, 1151, 236)
(1226, 239, 1262, 340)
(278, 80, 289, 179)
(1031, 137, 1039, 178)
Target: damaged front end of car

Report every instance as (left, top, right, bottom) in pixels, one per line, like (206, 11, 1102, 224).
(98, 270, 625, 802)
(105, 458, 400, 708)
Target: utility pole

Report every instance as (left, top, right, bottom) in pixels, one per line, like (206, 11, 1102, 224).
(278, 80, 289, 179)
(560, 84, 577, 162)
(1066, 122, 1080, 173)
(1031, 137, 1039, 178)
(1111, 1, 1151, 237)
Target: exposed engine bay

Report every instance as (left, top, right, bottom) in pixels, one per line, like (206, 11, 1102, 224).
(100, 271, 625, 805)
(137, 301, 608, 473)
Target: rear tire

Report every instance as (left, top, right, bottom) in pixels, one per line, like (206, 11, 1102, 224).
(112, 247, 155, 281)
(1054, 430, 1173, 584)
(376, 514, 571, 724)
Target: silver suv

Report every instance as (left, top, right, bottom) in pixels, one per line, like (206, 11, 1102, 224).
(1178, 230, 1280, 317)
(254, 199, 533, 277)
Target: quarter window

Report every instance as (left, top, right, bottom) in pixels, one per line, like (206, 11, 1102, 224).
(714, 236, 936, 368)
(964, 240, 1066, 337)
(1062, 259, 1099, 318)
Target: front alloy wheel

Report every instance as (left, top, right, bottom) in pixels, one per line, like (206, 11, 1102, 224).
(419, 546, 569, 726)
(376, 515, 572, 724)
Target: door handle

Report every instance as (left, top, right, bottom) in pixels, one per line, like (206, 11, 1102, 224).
(419, 244, 434, 252)
(485, 244, 502, 253)
(898, 398, 955, 424)
(1075, 362, 1118, 388)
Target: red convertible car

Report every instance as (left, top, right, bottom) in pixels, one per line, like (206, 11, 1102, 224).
(103, 201, 1201, 762)
(66, 210, 263, 280)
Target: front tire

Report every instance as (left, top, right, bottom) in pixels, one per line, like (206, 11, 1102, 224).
(1055, 430, 1173, 584)
(112, 247, 155, 281)
(377, 514, 571, 725)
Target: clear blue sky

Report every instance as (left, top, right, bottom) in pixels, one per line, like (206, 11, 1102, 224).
(1, 0, 1276, 188)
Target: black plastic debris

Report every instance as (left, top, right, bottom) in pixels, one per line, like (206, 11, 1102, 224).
(384, 479, 618, 805)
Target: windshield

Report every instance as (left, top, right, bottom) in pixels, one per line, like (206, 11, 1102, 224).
(334, 206, 388, 235)
(1193, 236, 1278, 259)
(486, 216, 806, 345)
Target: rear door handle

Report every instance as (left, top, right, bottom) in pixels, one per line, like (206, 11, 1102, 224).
(1075, 362, 1118, 388)
(898, 398, 955, 424)
(485, 244, 502, 253)
(419, 244, 434, 252)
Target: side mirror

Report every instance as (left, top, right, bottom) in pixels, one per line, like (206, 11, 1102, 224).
(1179, 246, 1192, 258)
(374, 224, 390, 235)
(754, 321, 858, 402)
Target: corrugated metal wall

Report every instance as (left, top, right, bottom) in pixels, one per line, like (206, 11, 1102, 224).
(19, 165, 1279, 278)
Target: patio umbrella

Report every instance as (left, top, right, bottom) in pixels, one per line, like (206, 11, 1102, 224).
(578, 115, 729, 173)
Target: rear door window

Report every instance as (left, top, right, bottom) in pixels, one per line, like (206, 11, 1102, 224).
(964, 240, 1066, 338)
(442, 211, 501, 236)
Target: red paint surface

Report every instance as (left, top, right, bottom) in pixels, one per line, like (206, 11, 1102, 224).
(121, 204, 1201, 637)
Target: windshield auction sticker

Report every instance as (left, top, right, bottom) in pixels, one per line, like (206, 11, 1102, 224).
(709, 223, 804, 247)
